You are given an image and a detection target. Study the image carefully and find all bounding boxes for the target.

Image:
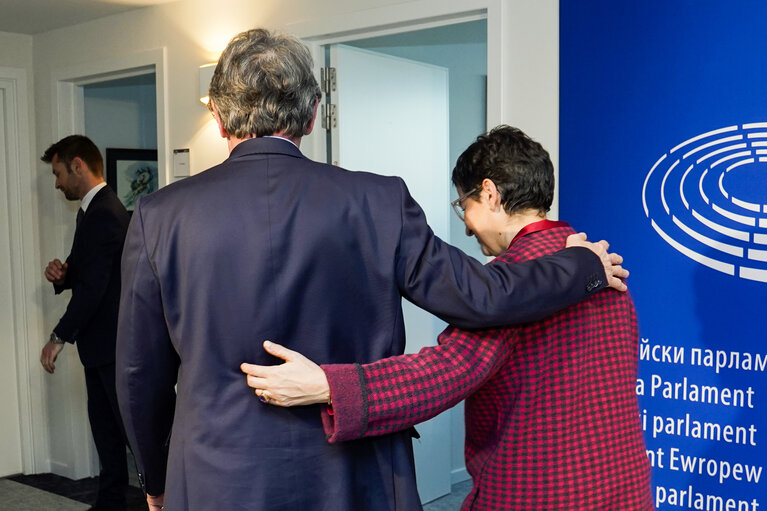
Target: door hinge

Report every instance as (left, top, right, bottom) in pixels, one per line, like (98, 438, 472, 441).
(321, 67, 336, 94)
(321, 104, 337, 130)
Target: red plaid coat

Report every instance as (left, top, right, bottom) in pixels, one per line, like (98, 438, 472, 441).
(321, 222, 653, 510)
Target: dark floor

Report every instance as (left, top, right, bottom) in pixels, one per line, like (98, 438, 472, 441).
(7, 472, 146, 510)
(3, 472, 471, 510)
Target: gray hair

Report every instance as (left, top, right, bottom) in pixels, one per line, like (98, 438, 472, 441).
(208, 28, 322, 139)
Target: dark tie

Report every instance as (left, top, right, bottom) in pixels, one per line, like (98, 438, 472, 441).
(76, 208, 84, 229)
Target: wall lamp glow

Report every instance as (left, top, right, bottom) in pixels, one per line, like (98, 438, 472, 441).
(199, 63, 216, 105)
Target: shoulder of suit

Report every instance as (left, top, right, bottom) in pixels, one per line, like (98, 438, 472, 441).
(88, 187, 129, 218)
(93, 185, 118, 202)
(129, 158, 406, 212)
(322, 162, 404, 186)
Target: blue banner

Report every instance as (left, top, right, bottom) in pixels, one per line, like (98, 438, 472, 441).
(561, 2, 766, 509)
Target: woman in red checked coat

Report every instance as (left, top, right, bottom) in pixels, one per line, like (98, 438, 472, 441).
(242, 126, 654, 510)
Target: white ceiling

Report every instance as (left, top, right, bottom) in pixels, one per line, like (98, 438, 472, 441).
(0, 0, 178, 35)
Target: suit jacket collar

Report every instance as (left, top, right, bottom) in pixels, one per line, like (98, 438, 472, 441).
(227, 136, 307, 161)
(78, 185, 115, 225)
(81, 182, 107, 212)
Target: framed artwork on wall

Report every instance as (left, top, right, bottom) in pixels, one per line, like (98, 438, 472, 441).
(105, 148, 159, 211)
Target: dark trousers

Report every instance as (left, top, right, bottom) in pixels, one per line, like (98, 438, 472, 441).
(84, 363, 128, 511)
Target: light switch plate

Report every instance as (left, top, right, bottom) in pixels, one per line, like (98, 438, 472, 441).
(173, 148, 190, 177)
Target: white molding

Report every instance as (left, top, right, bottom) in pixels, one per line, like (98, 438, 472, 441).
(451, 466, 470, 485)
(51, 47, 170, 188)
(0, 65, 50, 474)
(292, 0, 502, 164)
(486, 0, 504, 130)
(288, 0, 494, 41)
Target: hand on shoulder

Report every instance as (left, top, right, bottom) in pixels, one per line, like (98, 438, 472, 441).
(566, 233, 628, 292)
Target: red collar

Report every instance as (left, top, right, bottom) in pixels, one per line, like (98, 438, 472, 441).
(509, 219, 569, 248)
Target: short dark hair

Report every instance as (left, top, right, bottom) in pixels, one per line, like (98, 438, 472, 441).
(41, 135, 103, 177)
(208, 28, 322, 139)
(452, 125, 554, 215)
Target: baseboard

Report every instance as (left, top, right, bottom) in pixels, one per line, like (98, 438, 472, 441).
(451, 467, 470, 485)
(48, 460, 78, 480)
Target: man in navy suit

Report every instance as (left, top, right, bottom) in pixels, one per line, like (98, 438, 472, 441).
(116, 28, 626, 511)
(41, 135, 130, 511)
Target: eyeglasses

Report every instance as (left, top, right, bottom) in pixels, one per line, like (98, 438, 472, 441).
(450, 186, 481, 221)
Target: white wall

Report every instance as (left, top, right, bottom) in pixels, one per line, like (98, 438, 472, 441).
(84, 74, 158, 156)
(0, 30, 33, 68)
(499, 0, 560, 218)
(0, 30, 37, 204)
(26, 0, 558, 479)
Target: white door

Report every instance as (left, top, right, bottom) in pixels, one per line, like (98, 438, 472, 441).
(328, 44, 452, 503)
(0, 87, 24, 477)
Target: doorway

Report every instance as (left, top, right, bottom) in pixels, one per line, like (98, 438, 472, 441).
(318, 19, 487, 503)
(341, 19, 487, 261)
(47, 48, 166, 480)
(83, 73, 158, 167)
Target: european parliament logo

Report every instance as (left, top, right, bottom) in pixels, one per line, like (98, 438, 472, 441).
(642, 123, 767, 283)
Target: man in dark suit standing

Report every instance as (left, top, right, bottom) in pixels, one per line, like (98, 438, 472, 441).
(116, 28, 626, 511)
(41, 135, 130, 511)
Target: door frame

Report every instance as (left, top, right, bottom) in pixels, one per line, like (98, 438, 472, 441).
(0, 65, 49, 475)
(287, 0, 504, 496)
(289, 0, 504, 164)
(52, 47, 169, 189)
(290, 0, 560, 218)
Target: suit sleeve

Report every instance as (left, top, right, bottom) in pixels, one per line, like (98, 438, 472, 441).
(116, 199, 178, 497)
(320, 326, 514, 442)
(394, 179, 605, 328)
(53, 255, 73, 294)
(53, 212, 123, 342)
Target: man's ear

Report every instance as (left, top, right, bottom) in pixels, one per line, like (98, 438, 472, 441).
(210, 100, 229, 139)
(304, 98, 320, 136)
(70, 156, 85, 176)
